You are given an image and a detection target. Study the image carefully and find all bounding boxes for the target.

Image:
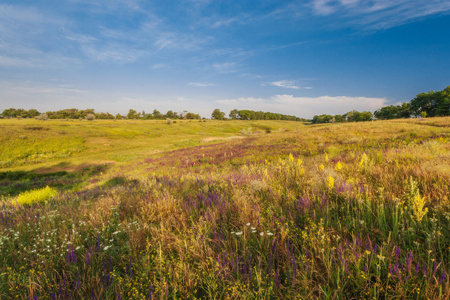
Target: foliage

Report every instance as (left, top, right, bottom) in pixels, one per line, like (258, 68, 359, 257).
(85, 113, 96, 120)
(233, 109, 303, 121)
(0, 117, 449, 299)
(374, 103, 411, 120)
(35, 113, 49, 121)
(410, 86, 450, 117)
(12, 186, 58, 206)
(211, 108, 226, 120)
(312, 110, 373, 124)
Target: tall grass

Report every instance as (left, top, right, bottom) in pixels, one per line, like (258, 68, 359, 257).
(0, 117, 449, 299)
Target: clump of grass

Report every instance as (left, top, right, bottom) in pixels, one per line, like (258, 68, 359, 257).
(12, 186, 58, 206)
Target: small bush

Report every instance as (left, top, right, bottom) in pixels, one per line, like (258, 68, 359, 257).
(13, 186, 58, 206)
(85, 113, 95, 120)
(166, 118, 173, 125)
(35, 113, 49, 121)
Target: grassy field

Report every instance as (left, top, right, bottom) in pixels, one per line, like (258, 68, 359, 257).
(0, 117, 449, 299)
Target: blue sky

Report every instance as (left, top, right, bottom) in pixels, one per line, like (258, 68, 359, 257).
(1, 0, 449, 118)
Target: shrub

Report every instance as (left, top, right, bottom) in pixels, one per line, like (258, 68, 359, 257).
(166, 118, 173, 125)
(35, 113, 49, 121)
(85, 113, 95, 120)
(12, 186, 58, 206)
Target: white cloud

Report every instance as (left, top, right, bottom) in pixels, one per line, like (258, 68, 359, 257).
(270, 80, 301, 89)
(154, 32, 211, 51)
(212, 62, 237, 73)
(309, 0, 450, 30)
(216, 94, 388, 118)
(210, 17, 240, 28)
(151, 63, 167, 69)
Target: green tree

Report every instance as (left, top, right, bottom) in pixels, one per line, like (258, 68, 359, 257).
(127, 109, 138, 119)
(410, 86, 450, 117)
(152, 109, 162, 119)
(211, 109, 226, 120)
(229, 109, 239, 119)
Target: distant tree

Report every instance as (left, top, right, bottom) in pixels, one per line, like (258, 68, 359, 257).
(357, 111, 373, 122)
(238, 110, 252, 120)
(95, 112, 114, 119)
(115, 113, 123, 119)
(152, 109, 162, 119)
(127, 109, 138, 119)
(211, 109, 226, 120)
(28, 109, 40, 118)
(229, 109, 239, 119)
(165, 110, 177, 119)
(185, 112, 201, 119)
(374, 103, 411, 120)
(410, 86, 450, 117)
(312, 114, 334, 124)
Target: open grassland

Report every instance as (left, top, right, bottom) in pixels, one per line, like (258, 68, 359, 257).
(0, 117, 449, 299)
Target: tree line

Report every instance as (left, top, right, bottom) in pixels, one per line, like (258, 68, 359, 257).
(211, 108, 306, 121)
(0, 108, 201, 120)
(2, 86, 449, 122)
(311, 85, 450, 124)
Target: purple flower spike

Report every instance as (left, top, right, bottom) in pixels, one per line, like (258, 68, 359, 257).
(440, 271, 446, 284)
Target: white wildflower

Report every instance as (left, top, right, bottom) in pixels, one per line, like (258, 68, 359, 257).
(235, 232, 243, 236)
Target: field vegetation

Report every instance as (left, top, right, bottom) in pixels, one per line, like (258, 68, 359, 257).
(0, 117, 449, 299)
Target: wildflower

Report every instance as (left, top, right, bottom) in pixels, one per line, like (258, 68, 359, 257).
(267, 232, 274, 236)
(104, 245, 111, 251)
(318, 164, 324, 172)
(231, 232, 235, 234)
(335, 161, 343, 171)
(327, 176, 335, 190)
(285, 153, 292, 162)
(235, 232, 243, 236)
(246, 223, 250, 226)
(260, 232, 264, 236)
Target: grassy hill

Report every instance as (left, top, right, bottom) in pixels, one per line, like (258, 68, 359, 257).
(0, 117, 449, 299)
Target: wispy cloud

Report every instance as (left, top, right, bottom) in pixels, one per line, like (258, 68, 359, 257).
(154, 32, 212, 51)
(216, 94, 388, 118)
(309, 0, 450, 30)
(210, 17, 240, 28)
(269, 80, 301, 89)
(151, 63, 167, 70)
(212, 62, 237, 73)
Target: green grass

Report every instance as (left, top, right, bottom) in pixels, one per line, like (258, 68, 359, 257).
(0, 119, 303, 171)
(0, 117, 449, 299)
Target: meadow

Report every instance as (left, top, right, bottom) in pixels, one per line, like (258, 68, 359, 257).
(0, 117, 449, 299)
